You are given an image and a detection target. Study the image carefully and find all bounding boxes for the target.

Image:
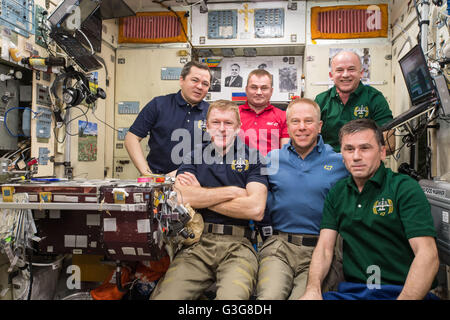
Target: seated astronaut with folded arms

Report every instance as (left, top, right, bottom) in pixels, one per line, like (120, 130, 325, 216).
(150, 99, 268, 300)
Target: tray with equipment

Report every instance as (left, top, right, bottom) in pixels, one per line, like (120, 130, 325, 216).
(0, 177, 195, 261)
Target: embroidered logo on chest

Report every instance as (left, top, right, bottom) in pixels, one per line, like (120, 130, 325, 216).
(353, 105, 369, 118)
(197, 119, 207, 132)
(372, 198, 394, 216)
(266, 122, 279, 126)
(231, 158, 249, 172)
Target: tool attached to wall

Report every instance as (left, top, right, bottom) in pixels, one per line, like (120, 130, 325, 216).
(0, 69, 23, 82)
(9, 42, 64, 74)
(21, 56, 66, 68)
(50, 66, 106, 126)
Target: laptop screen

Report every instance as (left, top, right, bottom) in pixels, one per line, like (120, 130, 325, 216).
(48, 0, 100, 34)
(76, 9, 102, 53)
(399, 45, 435, 105)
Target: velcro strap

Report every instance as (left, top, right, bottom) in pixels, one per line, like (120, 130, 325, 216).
(273, 231, 318, 247)
(204, 223, 253, 239)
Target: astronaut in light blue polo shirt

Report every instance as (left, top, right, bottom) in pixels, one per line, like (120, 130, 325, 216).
(256, 98, 348, 300)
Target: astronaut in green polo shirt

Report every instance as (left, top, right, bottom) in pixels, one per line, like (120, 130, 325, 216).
(315, 50, 395, 153)
(300, 119, 439, 300)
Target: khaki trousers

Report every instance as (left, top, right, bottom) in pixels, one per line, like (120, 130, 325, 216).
(150, 232, 258, 300)
(256, 234, 343, 300)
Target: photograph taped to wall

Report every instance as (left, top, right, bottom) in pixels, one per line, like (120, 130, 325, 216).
(279, 67, 297, 92)
(329, 48, 371, 82)
(224, 63, 243, 88)
(209, 67, 222, 92)
(78, 120, 98, 161)
(206, 56, 302, 102)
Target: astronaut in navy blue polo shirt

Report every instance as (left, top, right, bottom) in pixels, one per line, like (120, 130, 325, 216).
(125, 61, 211, 176)
(150, 100, 268, 300)
(256, 98, 349, 300)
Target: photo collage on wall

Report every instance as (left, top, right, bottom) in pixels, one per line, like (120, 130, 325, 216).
(201, 56, 303, 102)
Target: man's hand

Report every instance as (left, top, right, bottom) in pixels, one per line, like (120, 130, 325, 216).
(298, 229, 338, 300)
(176, 172, 201, 187)
(397, 236, 439, 300)
(124, 131, 152, 175)
(142, 168, 153, 176)
(299, 289, 323, 300)
(173, 172, 248, 209)
(176, 172, 247, 198)
(207, 182, 267, 221)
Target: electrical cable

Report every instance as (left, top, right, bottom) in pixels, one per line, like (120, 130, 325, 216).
(388, 130, 409, 160)
(172, 0, 203, 9)
(39, 12, 56, 57)
(387, 107, 439, 160)
(389, 109, 440, 166)
(64, 105, 89, 136)
(155, 1, 194, 50)
(91, 107, 119, 132)
(413, 0, 424, 47)
(2, 107, 39, 138)
(39, 12, 66, 59)
(3, 146, 30, 160)
(77, 29, 95, 55)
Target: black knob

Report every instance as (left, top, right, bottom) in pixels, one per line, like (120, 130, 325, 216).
(97, 87, 106, 99)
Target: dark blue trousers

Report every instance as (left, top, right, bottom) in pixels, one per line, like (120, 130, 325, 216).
(322, 282, 439, 300)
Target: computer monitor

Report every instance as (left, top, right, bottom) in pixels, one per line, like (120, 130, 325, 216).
(381, 45, 438, 131)
(399, 44, 435, 105)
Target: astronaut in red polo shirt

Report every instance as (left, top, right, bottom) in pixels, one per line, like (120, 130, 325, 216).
(239, 69, 290, 156)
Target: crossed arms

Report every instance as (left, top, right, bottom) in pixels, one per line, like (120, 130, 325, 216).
(174, 172, 267, 221)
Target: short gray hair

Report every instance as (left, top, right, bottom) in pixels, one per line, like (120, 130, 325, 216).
(286, 98, 321, 121)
